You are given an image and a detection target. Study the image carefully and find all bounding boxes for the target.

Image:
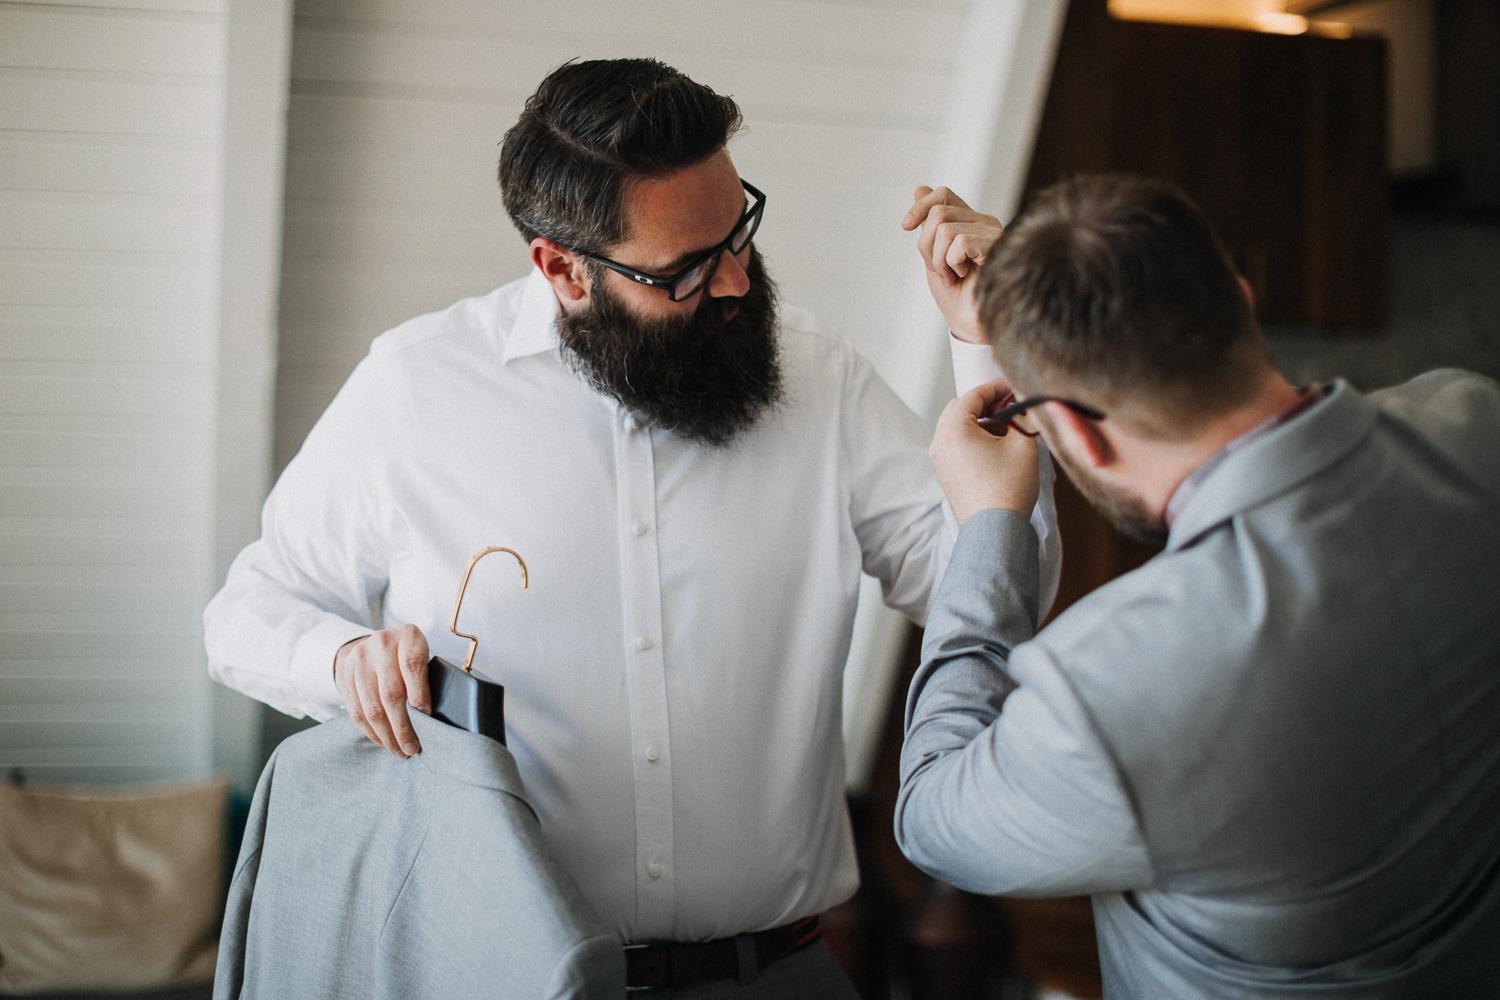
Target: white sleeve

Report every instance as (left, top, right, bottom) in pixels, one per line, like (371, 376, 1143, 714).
(202, 355, 400, 721)
(948, 334, 1062, 619)
(839, 342, 956, 627)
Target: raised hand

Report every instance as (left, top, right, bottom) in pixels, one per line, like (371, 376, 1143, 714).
(901, 186, 1005, 345)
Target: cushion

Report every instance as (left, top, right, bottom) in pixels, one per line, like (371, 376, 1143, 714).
(0, 777, 228, 994)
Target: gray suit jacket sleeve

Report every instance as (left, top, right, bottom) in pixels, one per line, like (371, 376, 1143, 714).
(896, 509, 1153, 897)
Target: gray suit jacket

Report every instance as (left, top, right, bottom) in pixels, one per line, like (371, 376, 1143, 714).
(898, 372, 1500, 998)
(215, 710, 624, 999)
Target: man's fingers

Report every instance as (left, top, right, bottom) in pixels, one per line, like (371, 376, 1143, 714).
(396, 625, 432, 717)
(931, 386, 1041, 523)
(903, 185, 971, 231)
(345, 693, 382, 749)
(920, 215, 1000, 290)
(378, 665, 421, 758)
(956, 379, 1015, 419)
(930, 222, 985, 285)
(927, 222, 958, 285)
(902, 185, 935, 228)
(354, 662, 403, 757)
(921, 215, 970, 285)
(902, 185, 940, 230)
(945, 231, 992, 278)
(336, 642, 382, 747)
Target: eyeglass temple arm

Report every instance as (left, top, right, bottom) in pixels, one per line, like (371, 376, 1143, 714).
(991, 395, 1106, 423)
(448, 547, 529, 675)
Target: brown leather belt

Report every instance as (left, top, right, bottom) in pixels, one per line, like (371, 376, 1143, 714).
(624, 915, 822, 991)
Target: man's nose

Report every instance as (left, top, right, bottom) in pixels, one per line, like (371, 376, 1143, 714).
(706, 248, 751, 298)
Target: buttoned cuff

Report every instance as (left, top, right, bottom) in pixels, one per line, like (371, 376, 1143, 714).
(949, 334, 1005, 395)
(291, 614, 372, 720)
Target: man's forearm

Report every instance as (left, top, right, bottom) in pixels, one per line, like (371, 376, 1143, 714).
(895, 508, 1041, 888)
(204, 542, 374, 721)
(902, 508, 1040, 757)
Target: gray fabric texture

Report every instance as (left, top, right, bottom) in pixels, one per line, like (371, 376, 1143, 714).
(897, 371, 1500, 998)
(214, 711, 624, 999)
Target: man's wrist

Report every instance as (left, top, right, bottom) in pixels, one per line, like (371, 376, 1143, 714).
(291, 617, 375, 715)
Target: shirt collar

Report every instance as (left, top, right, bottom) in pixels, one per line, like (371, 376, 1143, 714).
(1165, 384, 1331, 529)
(500, 267, 565, 365)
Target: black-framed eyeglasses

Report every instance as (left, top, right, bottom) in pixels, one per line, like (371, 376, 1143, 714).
(575, 179, 765, 302)
(977, 393, 1106, 437)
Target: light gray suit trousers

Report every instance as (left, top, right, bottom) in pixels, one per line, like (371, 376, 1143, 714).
(898, 372, 1500, 998)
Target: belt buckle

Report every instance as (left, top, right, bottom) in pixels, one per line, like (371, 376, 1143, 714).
(623, 943, 653, 993)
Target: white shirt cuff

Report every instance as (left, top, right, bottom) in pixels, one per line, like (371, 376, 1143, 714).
(949, 334, 1006, 395)
(291, 615, 373, 719)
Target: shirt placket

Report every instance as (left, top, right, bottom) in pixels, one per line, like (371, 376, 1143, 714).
(613, 408, 675, 935)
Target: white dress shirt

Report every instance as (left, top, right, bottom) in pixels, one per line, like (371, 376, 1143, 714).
(204, 268, 1059, 943)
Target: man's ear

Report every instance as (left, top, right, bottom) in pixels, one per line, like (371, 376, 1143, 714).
(530, 238, 590, 304)
(1047, 401, 1114, 469)
(1238, 275, 1256, 313)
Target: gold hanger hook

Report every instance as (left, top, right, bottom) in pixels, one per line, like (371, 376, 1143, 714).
(448, 547, 528, 674)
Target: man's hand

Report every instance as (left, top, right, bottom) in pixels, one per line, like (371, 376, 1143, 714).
(902, 186, 1004, 345)
(931, 380, 1040, 524)
(334, 624, 432, 758)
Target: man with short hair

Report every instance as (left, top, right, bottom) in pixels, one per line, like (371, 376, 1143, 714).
(898, 174, 1500, 997)
(205, 59, 1057, 995)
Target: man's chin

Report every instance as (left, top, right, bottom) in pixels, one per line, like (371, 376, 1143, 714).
(1052, 448, 1168, 547)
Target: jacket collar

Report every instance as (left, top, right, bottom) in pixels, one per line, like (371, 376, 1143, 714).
(1166, 380, 1376, 552)
(499, 268, 564, 365)
(408, 708, 533, 810)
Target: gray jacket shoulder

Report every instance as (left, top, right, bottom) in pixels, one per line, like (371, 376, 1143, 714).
(1370, 368, 1500, 499)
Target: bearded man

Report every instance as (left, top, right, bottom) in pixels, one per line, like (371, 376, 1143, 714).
(204, 58, 1058, 996)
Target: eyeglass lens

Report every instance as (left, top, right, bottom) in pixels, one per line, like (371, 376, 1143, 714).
(672, 201, 762, 300)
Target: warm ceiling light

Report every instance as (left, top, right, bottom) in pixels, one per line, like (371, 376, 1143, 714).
(1252, 11, 1310, 33)
(1109, 1, 1350, 36)
(1308, 20, 1355, 38)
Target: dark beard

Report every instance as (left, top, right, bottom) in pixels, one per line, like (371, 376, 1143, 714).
(556, 248, 783, 447)
(1050, 442, 1169, 547)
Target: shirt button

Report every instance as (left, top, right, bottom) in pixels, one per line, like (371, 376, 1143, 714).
(636, 636, 652, 651)
(648, 862, 663, 878)
(631, 521, 647, 536)
(646, 747, 659, 762)
(627, 415, 641, 431)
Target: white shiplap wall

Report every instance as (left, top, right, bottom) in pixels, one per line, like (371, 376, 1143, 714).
(0, 0, 226, 783)
(274, 0, 968, 470)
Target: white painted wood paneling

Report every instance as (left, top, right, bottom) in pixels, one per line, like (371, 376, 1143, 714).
(0, 0, 228, 784)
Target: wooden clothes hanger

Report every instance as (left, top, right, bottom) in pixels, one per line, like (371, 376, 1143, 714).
(426, 546, 528, 744)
